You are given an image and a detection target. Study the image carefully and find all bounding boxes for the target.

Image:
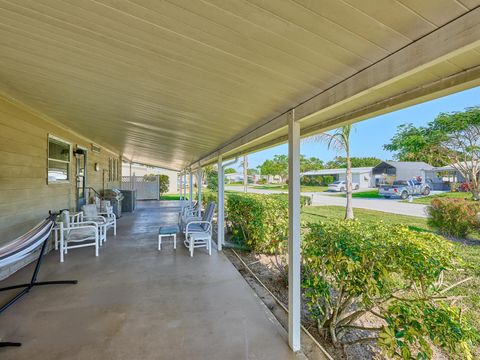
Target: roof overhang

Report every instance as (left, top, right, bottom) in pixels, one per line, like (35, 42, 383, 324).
(0, 1, 479, 171)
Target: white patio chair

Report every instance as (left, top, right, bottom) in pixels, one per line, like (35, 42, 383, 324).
(95, 198, 117, 236)
(57, 210, 99, 262)
(82, 203, 116, 241)
(184, 202, 216, 257)
(53, 211, 82, 250)
(179, 201, 199, 230)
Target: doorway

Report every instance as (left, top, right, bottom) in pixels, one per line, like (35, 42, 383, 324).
(75, 147, 87, 211)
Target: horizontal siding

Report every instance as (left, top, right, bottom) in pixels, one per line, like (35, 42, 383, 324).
(0, 95, 121, 261)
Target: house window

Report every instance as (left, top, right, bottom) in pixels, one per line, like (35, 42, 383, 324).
(48, 135, 71, 183)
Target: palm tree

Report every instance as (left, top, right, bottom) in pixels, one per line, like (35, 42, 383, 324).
(314, 125, 354, 219)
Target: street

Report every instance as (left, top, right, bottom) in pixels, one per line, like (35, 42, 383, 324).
(225, 186, 429, 218)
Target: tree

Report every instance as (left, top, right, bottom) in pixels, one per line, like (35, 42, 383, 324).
(300, 155, 324, 172)
(314, 125, 354, 219)
(326, 156, 381, 169)
(383, 123, 446, 167)
(434, 109, 480, 200)
(159, 175, 169, 197)
(243, 155, 248, 193)
(224, 167, 236, 174)
(204, 165, 218, 191)
(384, 107, 480, 199)
(257, 155, 288, 182)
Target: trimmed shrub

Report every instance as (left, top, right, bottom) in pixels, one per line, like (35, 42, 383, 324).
(201, 190, 217, 207)
(226, 193, 288, 254)
(427, 198, 480, 238)
(200, 192, 309, 255)
(301, 175, 335, 186)
(303, 220, 479, 359)
(301, 175, 323, 186)
(322, 175, 335, 185)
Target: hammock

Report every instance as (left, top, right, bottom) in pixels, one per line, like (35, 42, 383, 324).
(0, 212, 78, 348)
(0, 219, 54, 268)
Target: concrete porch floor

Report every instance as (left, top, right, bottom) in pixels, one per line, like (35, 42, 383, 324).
(0, 201, 299, 360)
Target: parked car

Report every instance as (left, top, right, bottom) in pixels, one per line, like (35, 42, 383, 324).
(379, 179, 430, 199)
(328, 180, 360, 192)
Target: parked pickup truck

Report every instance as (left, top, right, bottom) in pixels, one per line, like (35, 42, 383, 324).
(379, 179, 431, 199)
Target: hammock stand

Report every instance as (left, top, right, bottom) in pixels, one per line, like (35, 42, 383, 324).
(0, 212, 78, 348)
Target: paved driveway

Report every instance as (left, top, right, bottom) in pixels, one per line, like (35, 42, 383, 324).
(226, 186, 429, 218)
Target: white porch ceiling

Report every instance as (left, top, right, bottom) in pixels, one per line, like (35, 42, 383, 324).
(0, 0, 480, 170)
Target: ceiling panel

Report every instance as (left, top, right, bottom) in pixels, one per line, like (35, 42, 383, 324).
(0, 0, 477, 169)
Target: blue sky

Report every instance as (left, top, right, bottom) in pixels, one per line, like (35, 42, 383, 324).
(236, 86, 480, 171)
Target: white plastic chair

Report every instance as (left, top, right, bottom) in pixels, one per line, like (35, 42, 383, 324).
(82, 204, 116, 243)
(57, 210, 99, 262)
(179, 201, 199, 230)
(184, 202, 216, 257)
(53, 211, 82, 250)
(81, 204, 108, 245)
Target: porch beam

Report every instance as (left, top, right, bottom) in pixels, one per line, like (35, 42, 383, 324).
(189, 7, 480, 168)
(217, 156, 224, 251)
(287, 109, 301, 352)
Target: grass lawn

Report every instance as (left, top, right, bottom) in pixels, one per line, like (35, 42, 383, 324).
(301, 205, 480, 329)
(338, 189, 383, 199)
(408, 191, 473, 204)
(250, 184, 328, 192)
(301, 205, 429, 230)
(300, 185, 328, 192)
(251, 184, 287, 191)
(160, 194, 185, 200)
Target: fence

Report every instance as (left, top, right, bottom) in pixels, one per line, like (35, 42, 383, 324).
(121, 175, 159, 200)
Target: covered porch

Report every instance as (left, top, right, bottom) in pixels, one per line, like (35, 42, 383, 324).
(0, 201, 298, 360)
(1, 1, 480, 357)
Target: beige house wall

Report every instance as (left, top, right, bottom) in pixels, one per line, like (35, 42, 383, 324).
(0, 95, 121, 278)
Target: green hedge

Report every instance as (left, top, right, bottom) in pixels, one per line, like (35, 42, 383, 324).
(199, 191, 311, 252)
(301, 175, 335, 186)
(427, 198, 480, 238)
(226, 193, 288, 253)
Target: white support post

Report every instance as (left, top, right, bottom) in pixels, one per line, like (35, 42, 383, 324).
(288, 109, 301, 352)
(217, 156, 224, 251)
(243, 155, 248, 193)
(197, 168, 203, 216)
(179, 172, 183, 200)
(183, 172, 187, 200)
(129, 162, 133, 190)
(189, 171, 193, 207)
